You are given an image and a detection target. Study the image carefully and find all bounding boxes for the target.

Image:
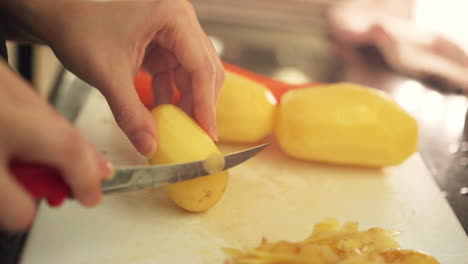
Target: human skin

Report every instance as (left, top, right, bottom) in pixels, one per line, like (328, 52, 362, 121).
(0, 0, 224, 231)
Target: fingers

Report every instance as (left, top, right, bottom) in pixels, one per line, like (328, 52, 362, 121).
(142, 39, 223, 108)
(178, 39, 218, 139)
(98, 66, 158, 157)
(191, 63, 218, 140)
(5, 107, 109, 207)
(214, 59, 225, 105)
(37, 0, 159, 157)
(0, 61, 110, 210)
(143, 45, 179, 74)
(155, 0, 222, 140)
(186, 3, 225, 107)
(152, 71, 174, 107)
(204, 36, 225, 105)
(173, 66, 194, 117)
(0, 165, 36, 231)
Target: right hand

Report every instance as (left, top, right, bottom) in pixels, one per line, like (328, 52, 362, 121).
(0, 61, 111, 231)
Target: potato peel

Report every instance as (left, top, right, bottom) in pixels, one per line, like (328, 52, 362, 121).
(224, 220, 439, 264)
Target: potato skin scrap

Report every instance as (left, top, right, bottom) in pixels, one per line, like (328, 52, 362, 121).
(225, 220, 439, 264)
(380, 249, 440, 264)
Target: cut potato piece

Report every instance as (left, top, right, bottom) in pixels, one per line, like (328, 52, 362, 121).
(148, 104, 228, 212)
(203, 153, 225, 174)
(275, 83, 418, 167)
(216, 71, 277, 143)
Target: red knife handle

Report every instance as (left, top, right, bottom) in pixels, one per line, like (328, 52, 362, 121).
(9, 162, 71, 207)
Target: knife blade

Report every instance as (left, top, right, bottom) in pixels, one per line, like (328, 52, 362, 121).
(10, 143, 269, 207)
(102, 143, 269, 194)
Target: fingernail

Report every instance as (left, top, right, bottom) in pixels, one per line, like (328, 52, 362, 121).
(96, 150, 113, 179)
(134, 131, 157, 158)
(211, 124, 218, 142)
(101, 160, 114, 180)
(145, 140, 158, 159)
(212, 108, 218, 142)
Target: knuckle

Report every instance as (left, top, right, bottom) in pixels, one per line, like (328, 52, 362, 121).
(63, 129, 88, 161)
(217, 66, 226, 85)
(160, 0, 192, 16)
(204, 60, 216, 77)
(113, 106, 131, 127)
(171, 1, 198, 24)
(69, 172, 101, 204)
(60, 129, 104, 183)
(75, 182, 97, 196)
(113, 104, 141, 134)
(183, 1, 197, 17)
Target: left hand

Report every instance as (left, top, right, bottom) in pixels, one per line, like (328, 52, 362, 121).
(3, 0, 224, 157)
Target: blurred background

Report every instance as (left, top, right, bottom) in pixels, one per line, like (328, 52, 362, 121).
(7, 0, 468, 96)
(4, 0, 468, 230)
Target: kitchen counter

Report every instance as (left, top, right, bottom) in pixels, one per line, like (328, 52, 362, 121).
(1, 1, 467, 263)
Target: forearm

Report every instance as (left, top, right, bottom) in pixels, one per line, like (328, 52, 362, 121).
(0, 19, 44, 44)
(0, 0, 63, 45)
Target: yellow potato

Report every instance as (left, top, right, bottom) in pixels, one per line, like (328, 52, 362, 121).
(216, 71, 277, 143)
(275, 83, 418, 167)
(148, 104, 228, 212)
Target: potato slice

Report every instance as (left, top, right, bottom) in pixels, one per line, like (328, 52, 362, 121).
(148, 104, 228, 212)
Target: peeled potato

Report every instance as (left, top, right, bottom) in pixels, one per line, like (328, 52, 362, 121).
(148, 104, 228, 212)
(216, 71, 277, 143)
(275, 83, 418, 167)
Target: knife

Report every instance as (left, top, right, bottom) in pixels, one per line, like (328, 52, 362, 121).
(9, 144, 269, 207)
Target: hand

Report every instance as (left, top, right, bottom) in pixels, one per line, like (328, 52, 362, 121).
(8, 0, 225, 157)
(0, 61, 111, 231)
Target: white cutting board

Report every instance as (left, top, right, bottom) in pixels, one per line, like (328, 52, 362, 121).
(21, 90, 468, 264)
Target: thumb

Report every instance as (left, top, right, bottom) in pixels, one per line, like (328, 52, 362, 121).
(100, 72, 158, 157)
